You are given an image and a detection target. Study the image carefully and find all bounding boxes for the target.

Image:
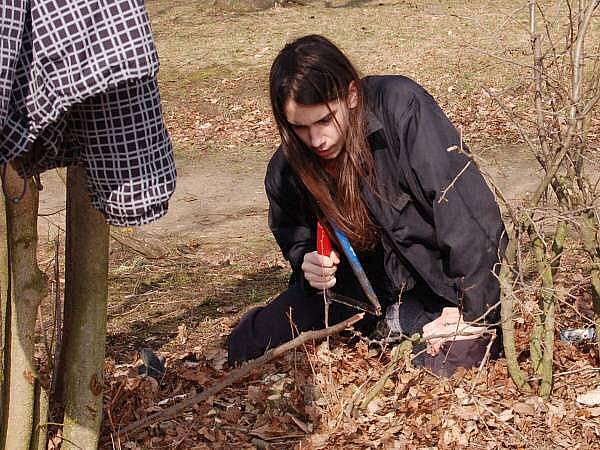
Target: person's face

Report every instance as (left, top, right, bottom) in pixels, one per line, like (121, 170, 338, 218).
(284, 84, 357, 162)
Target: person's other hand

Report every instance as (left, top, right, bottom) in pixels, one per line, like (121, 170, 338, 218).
(422, 307, 487, 356)
(302, 250, 340, 290)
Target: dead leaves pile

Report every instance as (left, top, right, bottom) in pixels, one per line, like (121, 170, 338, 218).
(166, 97, 276, 158)
(101, 324, 600, 449)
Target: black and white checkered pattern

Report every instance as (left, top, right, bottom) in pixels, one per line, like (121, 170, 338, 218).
(0, 1, 176, 226)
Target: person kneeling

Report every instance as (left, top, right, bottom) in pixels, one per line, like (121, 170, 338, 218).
(227, 34, 506, 376)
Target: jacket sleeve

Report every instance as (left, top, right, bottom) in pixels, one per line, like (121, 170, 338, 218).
(264, 150, 316, 280)
(399, 90, 506, 322)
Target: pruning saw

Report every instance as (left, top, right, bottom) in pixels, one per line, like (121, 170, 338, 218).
(316, 221, 382, 316)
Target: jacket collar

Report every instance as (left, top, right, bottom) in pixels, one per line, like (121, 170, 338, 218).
(365, 108, 387, 151)
(365, 108, 383, 135)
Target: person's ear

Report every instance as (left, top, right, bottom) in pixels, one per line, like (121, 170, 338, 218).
(347, 81, 358, 109)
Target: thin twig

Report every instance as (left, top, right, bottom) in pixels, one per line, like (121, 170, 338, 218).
(473, 397, 528, 441)
(51, 235, 62, 396)
(357, 338, 413, 410)
(38, 207, 66, 217)
(468, 331, 497, 395)
(438, 160, 471, 204)
(554, 366, 600, 377)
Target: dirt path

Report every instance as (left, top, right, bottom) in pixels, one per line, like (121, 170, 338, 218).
(141, 155, 269, 240)
(37, 143, 539, 248)
(37, 152, 272, 247)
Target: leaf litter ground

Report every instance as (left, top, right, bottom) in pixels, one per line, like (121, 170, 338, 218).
(93, 242, 600, 449)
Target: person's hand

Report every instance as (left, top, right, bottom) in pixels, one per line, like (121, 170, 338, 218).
(422, 307, 487, 356)
(301, 250, 340, 290)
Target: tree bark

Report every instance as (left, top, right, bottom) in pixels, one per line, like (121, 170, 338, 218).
(529, 223, 562, 398)
(60, 167, 109, 450)
(500, 237, 531, 392)
(580, 213, 600, 344)
(529, 235, 545, 375)
(0, 169, 9, 447)
(31, 382, 50, 450)
(1, 165, 47, 450)
(0, 170, 10, 448)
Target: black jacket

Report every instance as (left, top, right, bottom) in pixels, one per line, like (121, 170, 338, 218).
(265, 75, 506, 322)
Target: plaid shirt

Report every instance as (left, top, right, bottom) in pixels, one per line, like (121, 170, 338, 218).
(0, 0, 176, 226)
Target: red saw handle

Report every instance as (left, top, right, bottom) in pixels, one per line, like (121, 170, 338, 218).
(316, 221, 331, 257)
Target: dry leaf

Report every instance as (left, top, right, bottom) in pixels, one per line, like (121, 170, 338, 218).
(497, 409, 514, 422)
(454, 387, 473, 405)
(576, 388, 600, 406)
(304, 404, 322, 423)
(547, 402, 566, 427)
(366, 398, 383, 414)
(316, 341, 333, 363)
(199, 426, 216, 442)
(464, 420, 478, 435)
(524, 395, 546, 413)
(287, 413, 312, 433)
(176, 324, 188, 345)
(247, 385, 266, 404)
(309, 433, 330, 449)
(224, 405, 242, 423)
(513, 401, 536, 416)
(204, 348, 228, 371)
(589, 407, 600, 417)
(171, 351, 194, 361)
(454, 405, 479, 421)
(179, 368, 210, 385)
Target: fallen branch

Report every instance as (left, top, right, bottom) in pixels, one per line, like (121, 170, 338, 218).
(117, 312, 364, 437)
(357, 338, 414, 411)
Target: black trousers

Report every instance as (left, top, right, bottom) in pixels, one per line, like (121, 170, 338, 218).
(227, 278, 456, 366)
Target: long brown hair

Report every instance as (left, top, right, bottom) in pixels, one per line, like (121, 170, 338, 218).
(269, 35, 378, 250)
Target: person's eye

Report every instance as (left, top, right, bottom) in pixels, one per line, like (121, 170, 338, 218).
(318, 114, 333, 124)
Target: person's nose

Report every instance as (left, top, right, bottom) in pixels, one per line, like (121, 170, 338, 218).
(309, 127, 324, 149)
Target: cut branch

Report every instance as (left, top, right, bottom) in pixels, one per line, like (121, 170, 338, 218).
(117, 313, 364, 438)
(357, 338, 413, 410)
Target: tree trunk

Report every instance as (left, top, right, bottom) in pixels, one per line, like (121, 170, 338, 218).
(500, 237, 531, 392)
(0, 169, 9, 446)
(60, 167, 109, 450)
(1, 165, 47, 450)
(528, 234, 545, 375)
(530, 225, 562, 398)
(31, 382, 50, 450)
(581, 213, 600, 344)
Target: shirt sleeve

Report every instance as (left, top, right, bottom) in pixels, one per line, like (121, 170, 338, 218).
(264, 150, 316, 279)
(401, 91, 506, 322)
